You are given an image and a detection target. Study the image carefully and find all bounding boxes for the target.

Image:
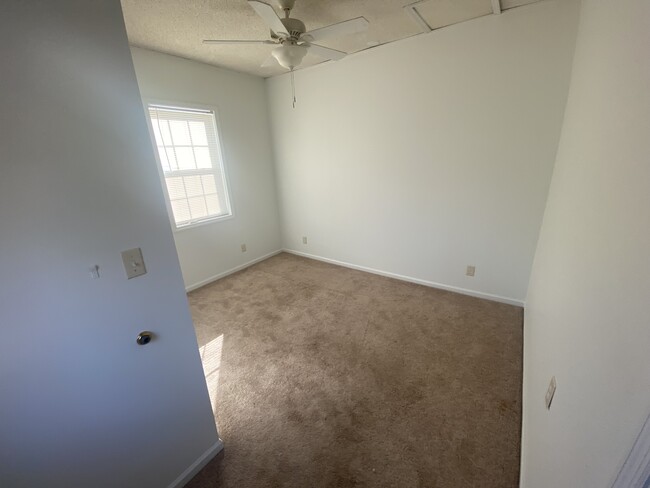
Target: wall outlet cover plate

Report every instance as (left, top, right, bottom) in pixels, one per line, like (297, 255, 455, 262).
(121, 248, 147, 279)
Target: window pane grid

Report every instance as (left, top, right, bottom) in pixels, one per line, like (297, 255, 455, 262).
(187, 119, 199, 175)
(149, 104, 231, 228)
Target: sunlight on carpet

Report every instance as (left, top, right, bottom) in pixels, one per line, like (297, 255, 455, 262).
(199, 334, 223, 414)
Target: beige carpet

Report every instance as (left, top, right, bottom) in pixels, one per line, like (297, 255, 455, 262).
(185, 252, 522, 488)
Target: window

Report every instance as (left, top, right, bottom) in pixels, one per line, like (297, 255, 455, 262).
(148, 104, 231, 229)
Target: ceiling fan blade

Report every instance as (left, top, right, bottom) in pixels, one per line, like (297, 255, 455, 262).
(203, 40, 276, 44)
(304, 17, 369, 43)
(307, 43, 346, 61)
(248, 0, 288, 37)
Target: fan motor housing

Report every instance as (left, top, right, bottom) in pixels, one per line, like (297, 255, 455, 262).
(281, 17, 306, 40)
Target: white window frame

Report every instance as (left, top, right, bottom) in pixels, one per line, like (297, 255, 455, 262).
(143, 99, 234, 232)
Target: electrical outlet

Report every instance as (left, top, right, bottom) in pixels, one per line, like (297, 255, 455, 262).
(302, 236, 308, 245)
(466, 265, 476, 277)
(545, 376, 557, 410)
(241, 244, 247, 253)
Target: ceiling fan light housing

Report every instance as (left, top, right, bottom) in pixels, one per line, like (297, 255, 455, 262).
(272, 43, 308, 70)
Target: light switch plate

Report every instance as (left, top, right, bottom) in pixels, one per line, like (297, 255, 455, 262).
(545, 376, 557, 410)
(121, 248, 147, 279)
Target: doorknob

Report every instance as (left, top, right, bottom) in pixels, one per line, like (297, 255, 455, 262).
(136, 331, 154, 345)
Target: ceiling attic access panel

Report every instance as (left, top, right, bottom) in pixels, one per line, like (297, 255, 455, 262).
(409, 0, 493, 31)
(407, 0, 546, 32)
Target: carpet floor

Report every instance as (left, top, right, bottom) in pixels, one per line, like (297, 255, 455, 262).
(185, 252, 522, 488)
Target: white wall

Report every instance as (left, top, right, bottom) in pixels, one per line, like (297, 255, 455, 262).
(521, 0, 650, 486)
(0, 2, 219, 487)
(266, 0, 580, 304)
(130, 48, 282, 290)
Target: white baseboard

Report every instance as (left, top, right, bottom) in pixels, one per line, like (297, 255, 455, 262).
(167, 439, 224, 488)
(283, 248, 524, 307)
(185, 250, 282, 292)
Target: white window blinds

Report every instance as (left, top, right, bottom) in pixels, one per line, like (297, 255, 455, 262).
(148, 104, 231, 228)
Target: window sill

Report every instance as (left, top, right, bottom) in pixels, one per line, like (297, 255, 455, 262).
(173, 213, 234, 233)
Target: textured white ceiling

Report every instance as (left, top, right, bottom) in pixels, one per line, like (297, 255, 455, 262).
(121, 0, 543, 78)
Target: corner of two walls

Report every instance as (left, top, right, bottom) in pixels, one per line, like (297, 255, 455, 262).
(520, 0, 650, 486)
(130, 0, 581, 307)
(265, 0, 581, 306)
(130, 47, 283, 291)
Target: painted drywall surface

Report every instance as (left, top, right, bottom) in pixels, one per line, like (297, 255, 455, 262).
(0, 2, 219, 487)
(266, 0, 580, 303)
(130, 47, 282, 290)
(521, 0, 650, 486)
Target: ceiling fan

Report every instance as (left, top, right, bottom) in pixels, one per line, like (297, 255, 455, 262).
(203, 0, 369, 71)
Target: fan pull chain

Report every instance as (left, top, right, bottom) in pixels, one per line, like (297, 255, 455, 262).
(291, 69, 296, 109)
